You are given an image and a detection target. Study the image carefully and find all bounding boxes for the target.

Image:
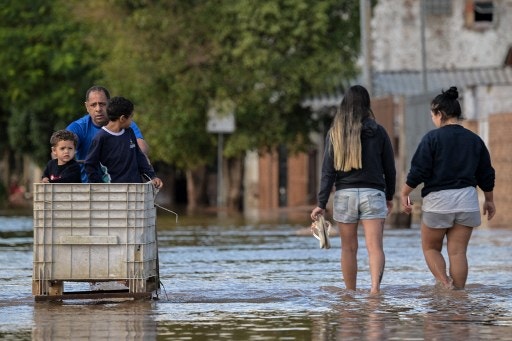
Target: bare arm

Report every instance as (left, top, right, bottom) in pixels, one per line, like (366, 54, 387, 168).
(483, 191, 495, 220)
(137, 138, 149, 157)
(400, 184, 415, 214)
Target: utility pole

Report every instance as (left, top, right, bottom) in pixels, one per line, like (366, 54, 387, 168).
(360, 0, 372, 95)
(420, 0, 428, 93)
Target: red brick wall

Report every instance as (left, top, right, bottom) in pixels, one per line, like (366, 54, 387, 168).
(258, 150, 311, 209)
(373, 96, 396, 151)
(258, 151, 279, 209)
(287, 153, 309, 206)
(488, 112, 512, 227)
(463, 120, 478, 134)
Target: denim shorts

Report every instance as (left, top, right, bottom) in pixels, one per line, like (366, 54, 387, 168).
(333, 188, 387, 223)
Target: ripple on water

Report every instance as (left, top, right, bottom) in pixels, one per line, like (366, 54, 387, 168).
(0, 216, 511, 340)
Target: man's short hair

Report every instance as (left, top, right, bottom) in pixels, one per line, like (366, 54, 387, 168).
(85, 85, 110, 102)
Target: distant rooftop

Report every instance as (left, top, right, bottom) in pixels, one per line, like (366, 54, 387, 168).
(303, 66, 512, 110)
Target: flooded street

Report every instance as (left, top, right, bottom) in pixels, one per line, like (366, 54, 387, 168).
(0, 213, 511, 340)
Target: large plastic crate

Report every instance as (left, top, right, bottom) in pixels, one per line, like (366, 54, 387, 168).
(32, 183, 159, 298)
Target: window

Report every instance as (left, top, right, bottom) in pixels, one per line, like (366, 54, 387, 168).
(474, 1, 494, 22)
(425, 0, 453, 16)
(465, 0, 495, 29)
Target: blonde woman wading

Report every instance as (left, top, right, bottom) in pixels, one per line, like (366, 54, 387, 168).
(311, 85, 396, 294)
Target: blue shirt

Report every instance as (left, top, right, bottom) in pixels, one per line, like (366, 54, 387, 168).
(66, 114, 144, 182)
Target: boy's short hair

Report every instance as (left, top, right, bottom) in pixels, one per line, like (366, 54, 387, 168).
(51, 130, 78, 147)
(107, 96, 134, 121)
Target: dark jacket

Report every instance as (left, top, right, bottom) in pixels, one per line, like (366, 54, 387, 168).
(406, 124, 495, 197)
(317, 118, 396, 209)
(85, 127, 155, 183)
(42, 159, 82, 183)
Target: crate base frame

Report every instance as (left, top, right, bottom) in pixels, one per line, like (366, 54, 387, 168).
(33, 277, 159, 301)
(34, 289, 156, 302)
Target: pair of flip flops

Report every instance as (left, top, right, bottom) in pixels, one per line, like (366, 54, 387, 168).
(311, 215, 332, 249)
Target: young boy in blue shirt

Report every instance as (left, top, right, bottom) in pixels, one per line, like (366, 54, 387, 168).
(84, 96, 163, 189)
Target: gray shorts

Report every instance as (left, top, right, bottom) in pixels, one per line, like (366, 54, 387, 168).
(422, 211, 481, 228)
(333, 188, 387, 223)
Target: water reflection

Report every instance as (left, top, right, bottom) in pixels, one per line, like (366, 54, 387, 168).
(327, 293, 388, 341)
(32, 301, 157, 340)
(0, 215, 511, 340)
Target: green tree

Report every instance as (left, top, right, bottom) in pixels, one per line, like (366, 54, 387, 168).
(74, 0, 360, 210)
(0, 0, 101, 167)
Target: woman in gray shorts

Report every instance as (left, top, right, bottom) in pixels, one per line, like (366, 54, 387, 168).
(311, 85, 396, 294)
(401, 86, 496, 290)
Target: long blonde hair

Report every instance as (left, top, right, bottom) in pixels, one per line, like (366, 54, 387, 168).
(330, 85, 374, 172)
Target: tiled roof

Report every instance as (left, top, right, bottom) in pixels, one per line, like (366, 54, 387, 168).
(303, 67, 512, 110)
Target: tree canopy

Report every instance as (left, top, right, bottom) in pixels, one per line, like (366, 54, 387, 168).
(1, 0, 361, 174)
(0, 0, 102, 164)
(73, 0, 360, 169)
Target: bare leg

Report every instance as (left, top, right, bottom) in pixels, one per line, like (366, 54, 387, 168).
(446, 224, 473, 289)
(338, 222, 359, 291)
(361, 219, 385, 294)
(421, 223, 452, 288)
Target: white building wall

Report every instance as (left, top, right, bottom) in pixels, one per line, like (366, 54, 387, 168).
(464, 85, 512, 118)
(464, 85, 512, 144)
(372, 0, 512, 71)
(243, 150, 260, 221)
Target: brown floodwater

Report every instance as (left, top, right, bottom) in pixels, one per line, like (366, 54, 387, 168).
(0, 213, 511, 340)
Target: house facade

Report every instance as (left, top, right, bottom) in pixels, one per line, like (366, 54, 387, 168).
(371, 0, 512, 227)
(372, 0, 512, 71)
(244, 0, 512, 227)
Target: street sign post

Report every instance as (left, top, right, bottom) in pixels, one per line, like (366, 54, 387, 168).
(207, 103, 235, 207)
